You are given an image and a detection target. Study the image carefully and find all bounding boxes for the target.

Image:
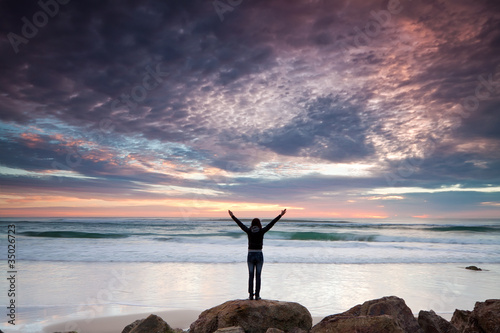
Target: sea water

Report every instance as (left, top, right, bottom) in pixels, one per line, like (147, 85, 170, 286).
(0, 217, 499, 332)
(3, 217, 500, 264)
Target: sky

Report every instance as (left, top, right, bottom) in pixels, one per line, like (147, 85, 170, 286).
(1, 0, 500, 219)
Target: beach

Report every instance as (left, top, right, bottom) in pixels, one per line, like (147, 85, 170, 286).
(1, 261, 499, 333)
(1, 218, 499, 332)
(42, 309, 201, 333)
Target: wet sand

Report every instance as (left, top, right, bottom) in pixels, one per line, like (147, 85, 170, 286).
(2, 261, 498, 332)
(42, 309, 201, 333)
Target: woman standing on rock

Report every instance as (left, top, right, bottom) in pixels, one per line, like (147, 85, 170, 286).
(228, 209, 287, 300)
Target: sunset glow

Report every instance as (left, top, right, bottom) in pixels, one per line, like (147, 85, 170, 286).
(1, 0, 499, 219)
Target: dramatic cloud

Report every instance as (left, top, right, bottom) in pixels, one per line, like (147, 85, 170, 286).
(0, 0, 499, 218)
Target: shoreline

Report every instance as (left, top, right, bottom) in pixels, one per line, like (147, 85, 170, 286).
(42, 309, 202, 333)
(3, 261, 497, 332)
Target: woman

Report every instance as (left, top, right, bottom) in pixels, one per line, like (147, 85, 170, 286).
(228, 209, 287, 300)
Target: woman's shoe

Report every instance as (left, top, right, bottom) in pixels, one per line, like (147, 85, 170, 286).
(249, 294, 254, 300)
(255, 295, 261, 300)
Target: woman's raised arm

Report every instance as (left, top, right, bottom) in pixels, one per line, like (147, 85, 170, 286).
(262, 209, 286, 232)
(229, 210, 249, 232)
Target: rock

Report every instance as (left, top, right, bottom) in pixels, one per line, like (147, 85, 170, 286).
(465, 266, 482, 271)
(418, 310, 458, 333)
(215, 327, 246, 333)
(287, 328, 308, 333)
(311, 314, 405, 333)
(122, 319, 144, 333)
(452, 299, 500, 333)
(189, 299, 312, 333)
(122, 314, 175, 333)
(312, 296, 423, 333)
(471, 299, 500, 333)
(450, 310, 471, 332)
(265, 329, 285, 333)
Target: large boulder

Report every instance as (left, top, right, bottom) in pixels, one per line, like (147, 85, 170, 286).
(265, 329, 285, 333)
(215, 327, 246, 333)
(189, 299, 312, 333)
(122, 319, 144, 333)
(418, 310, 458, 333)
(452, 299, 500, 333)
(122, 314, 175, 333)
(311, 314, 405, 333)
(450, 310, 471, 332)
(473, 299, 500, 333)
(311, 296, 423, 333)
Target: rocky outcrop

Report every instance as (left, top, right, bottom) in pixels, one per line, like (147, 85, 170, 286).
(121, 314, 176, 333)
(215, 327, 246, 333)
(122, 319, 144, 333)
(189, 299, 312, 333)
(450, 310, 471, 332)
(465, 266, 482, 271)
(119, 297, 500, 333)
(472, 299, 500, 333)
(265, 328, 285, 333)
(451, 299, 500, 333)
(418, 310, 458, 333)
(312, 314, 405, 333)
(311, 296, 423, 333)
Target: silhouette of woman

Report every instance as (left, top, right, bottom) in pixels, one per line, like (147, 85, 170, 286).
(228, 209, 287, 300)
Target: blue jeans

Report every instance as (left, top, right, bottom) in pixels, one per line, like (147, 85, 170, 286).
(247, 251, 264, 296)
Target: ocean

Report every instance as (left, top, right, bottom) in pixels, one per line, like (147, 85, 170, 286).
(4, 217, 500, 264)
(1, 217, 499, 332)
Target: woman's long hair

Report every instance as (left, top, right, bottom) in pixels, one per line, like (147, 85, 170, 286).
(251, 218, 262, 230)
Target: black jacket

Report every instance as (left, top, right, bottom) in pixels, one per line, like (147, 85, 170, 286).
(231, 214, 283, 250)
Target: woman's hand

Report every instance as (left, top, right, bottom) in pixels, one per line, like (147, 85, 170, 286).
(281, 209, 287, 216)
(228, 210, 234, 216)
